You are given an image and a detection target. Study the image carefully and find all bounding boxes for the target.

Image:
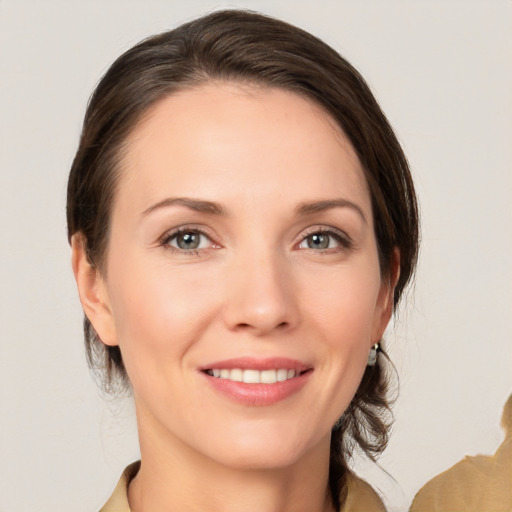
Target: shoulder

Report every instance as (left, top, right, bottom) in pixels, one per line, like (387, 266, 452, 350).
(410, 447, 512, 512)
(340, 471, 386, 512)
(99, 461, 140, 512)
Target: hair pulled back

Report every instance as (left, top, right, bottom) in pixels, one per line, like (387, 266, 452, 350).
(67, 9, 419, 507)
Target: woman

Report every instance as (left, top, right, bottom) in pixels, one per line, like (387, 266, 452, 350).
(68, 10, 418, 512)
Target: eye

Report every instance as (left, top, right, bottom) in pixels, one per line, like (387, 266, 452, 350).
(298, 229, 350, 251)
(162, 228, 213, 252)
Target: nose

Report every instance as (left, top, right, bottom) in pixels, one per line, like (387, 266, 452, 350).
(222, 249, 299, 337)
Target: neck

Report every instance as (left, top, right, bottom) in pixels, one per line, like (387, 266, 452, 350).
(128, 404, 336, 512)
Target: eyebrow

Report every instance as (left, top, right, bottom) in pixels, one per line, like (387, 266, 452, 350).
(141, 197, 227, 217)
(296, 198, 367, 223)
(141, 196, 366, 223)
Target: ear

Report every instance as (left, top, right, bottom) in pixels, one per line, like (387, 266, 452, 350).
(71, 234, 118, 347)
(371, 248, 401, 344)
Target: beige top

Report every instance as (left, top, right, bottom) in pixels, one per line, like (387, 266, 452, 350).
(99, 461, 386, 512)
(411, 393, 512, 512)
(410, 437, 512, 512)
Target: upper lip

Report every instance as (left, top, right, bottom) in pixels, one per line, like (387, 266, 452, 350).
(199, 357, 312, 372)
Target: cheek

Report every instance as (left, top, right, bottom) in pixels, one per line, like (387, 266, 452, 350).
(106, 254, 221, 380)
(301, 260, 382, 399)
(304, 262, 382, 344)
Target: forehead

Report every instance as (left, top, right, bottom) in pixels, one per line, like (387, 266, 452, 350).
(117, 82, 370, 215)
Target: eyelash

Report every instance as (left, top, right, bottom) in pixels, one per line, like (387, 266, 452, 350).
(159, 226, 353, 255)
(159, 226, 215, 256)
(299, 226, 353, 253)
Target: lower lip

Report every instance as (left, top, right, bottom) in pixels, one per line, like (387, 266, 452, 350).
(202, 371, 312, 406)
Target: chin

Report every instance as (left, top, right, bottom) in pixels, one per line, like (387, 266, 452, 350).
(197, 421, 329, 471)
(211, 446, 307, 471)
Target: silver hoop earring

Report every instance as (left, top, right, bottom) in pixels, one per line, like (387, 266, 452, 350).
(367, 343, 380, 366)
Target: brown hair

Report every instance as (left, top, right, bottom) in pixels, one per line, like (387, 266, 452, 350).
(67, 9, 419, 507)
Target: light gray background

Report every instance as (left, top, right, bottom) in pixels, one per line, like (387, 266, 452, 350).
(1, 1, 511, 511)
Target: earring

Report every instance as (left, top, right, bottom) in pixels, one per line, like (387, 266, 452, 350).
(367, 343, 380, 366)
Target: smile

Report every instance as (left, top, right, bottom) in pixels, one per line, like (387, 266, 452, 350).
(204, 368, 300, 384)
(201, 358, 313, 406)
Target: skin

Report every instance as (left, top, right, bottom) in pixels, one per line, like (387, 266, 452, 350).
(73, 83, 397, 512)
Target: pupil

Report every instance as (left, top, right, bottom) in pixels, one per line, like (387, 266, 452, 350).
(308, 233, 329, 249)
(178, 232, 199, 250)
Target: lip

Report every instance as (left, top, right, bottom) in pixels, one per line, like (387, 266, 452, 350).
(199, 357, 313, 406)
(200, 357, 311, 372)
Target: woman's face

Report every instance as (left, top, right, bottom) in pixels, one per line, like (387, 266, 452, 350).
(83, 83, 394, 469)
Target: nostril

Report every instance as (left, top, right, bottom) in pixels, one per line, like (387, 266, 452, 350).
(234, 320, 289, 332)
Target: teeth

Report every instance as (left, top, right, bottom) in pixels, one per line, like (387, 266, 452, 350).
(260, 369, 277, 384)
(207, 368, 300, 384)
(277, 369, 288, 382)
(230, 369, 243, 382)
(243, 369, 260, 383)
